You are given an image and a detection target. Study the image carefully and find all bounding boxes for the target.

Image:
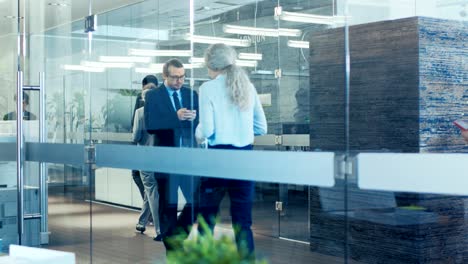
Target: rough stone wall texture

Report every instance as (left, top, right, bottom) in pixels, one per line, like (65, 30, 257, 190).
(419, 17, 468, 153)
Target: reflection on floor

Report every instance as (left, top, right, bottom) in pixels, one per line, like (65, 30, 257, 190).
(45, 195, 343, 264)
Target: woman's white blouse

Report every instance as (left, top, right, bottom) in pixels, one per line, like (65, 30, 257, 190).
(195, 74, 267, 147)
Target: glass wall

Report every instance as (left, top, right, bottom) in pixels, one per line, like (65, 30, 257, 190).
(2, 0, 466, 263)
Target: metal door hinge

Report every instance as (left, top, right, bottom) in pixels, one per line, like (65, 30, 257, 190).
(40, 231, 51, 245)
(275, 135, 283, 145)
(335, 155, 350, 179)
(274, 69, 282, 79)
(335, 155, 355, 181)
(85, 14, 97, 33)
(275, 201, 283, 211)
(85, 144, 95, 164)
(274, 6, 283, 18)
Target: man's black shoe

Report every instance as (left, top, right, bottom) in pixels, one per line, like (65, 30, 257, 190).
(136, 224, 146, 234)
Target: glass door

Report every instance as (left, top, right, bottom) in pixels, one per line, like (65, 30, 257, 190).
(0, 0, 20, 253)
(275, 0, 346, 244)
(192, 0, 283, 241)
(87, 1, 186, 262)
(21, 0, 93, 262)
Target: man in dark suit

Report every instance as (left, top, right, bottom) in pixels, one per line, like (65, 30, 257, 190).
(3, 92, 36, 121)
(144, 58, 199, 251)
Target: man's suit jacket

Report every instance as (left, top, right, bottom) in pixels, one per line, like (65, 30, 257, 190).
(144, 84, 199, 147)
(3, 111, 36, 121)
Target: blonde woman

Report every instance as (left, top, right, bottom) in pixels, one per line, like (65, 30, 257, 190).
(195, 43, 267, 255)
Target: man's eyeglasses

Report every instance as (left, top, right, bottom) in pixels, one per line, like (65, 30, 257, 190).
(168, 75, 185, 81)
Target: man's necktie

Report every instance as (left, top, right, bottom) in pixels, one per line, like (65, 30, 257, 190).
(173, 91, 182, 111)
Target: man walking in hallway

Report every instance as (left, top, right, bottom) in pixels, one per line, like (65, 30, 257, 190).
(131, 75, 158, 234)
(133, 83, 162, 241)
(144, 58, 199, 251)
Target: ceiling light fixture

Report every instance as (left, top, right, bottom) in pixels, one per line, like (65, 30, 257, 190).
(136, 64, 203, 73)
(190, 57, 257, 67)
(81, 61, 134, 69)
(135, 63, 163, 74)
(287, 40, 309, 49)
(274, 6, 344, 25)
(238, 53, 263, 60)
(235, 60, 258, 67)
(48, 2, 69, 7)
(135, 68, 160, 74)
(223, 24, 301, 37)
(99, 56, 151, 63)
(135, 62, 204, 72)
(129, 49, 192, 57)
(187, 35, 251, 47)
(4, 15, 23, 19)
(251, 70, 274, 75)
(184, 63, 204, 69)
(189, 57, 205, 64)
(63, 65, 105, 73)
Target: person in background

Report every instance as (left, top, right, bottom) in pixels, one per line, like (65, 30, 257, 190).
(132, 75, 158, 233)
(144, 58, 199, 251)
(133, 83, 161, 241)
(195, 43, 267, 256)
(3, 92, 36, 120)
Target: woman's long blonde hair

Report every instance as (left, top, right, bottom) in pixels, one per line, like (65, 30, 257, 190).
(204, 43, 252, 110)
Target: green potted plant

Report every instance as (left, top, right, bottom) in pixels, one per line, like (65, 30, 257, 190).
(166, 216, 268, 264)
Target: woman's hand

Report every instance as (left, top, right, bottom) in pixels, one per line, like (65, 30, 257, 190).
(462, 130, 468, 143)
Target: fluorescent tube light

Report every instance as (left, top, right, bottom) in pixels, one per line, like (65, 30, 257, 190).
(48, 2, 69, 7)
(135, 63, 163, 73)
(99, 56, 151, 63)
(135, 68, 160, 74)
(235, 60, 258, 67)
(136, 63, 202, 73)
(188, 35, 251, 47)
(81, 61, 134, 69)
(251, 70, 274, 75)
(275, 7, 344, 25)
(184, 63, 204, 69)
(287, 40, 309, 49)
(129, 49, 192, 57)
(223, 24, 301, 37)
(63, 65, 105, 72)
(238, 53, 263, 60)
(189, 57, 205, 64)
(189, 57, 256, 67)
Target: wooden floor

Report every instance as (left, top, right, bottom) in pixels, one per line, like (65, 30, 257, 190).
(44, 195, 345, 264)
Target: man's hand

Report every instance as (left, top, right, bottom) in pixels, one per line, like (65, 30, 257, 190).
(462, 130, 468, 143)
(177, 108, 197, 121)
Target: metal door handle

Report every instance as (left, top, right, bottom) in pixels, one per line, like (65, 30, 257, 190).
(17, 72, 46, 244)
(16, 71, 24, 240)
